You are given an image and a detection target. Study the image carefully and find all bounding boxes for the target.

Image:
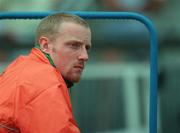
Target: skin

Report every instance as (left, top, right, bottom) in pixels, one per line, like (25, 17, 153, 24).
(39, 22, 92, 83)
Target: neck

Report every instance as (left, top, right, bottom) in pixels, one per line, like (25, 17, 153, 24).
(34, 44, 74, 88)
(34, 44, 55, 67)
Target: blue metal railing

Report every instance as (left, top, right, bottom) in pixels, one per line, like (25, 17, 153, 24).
(0, 11, 158, 133)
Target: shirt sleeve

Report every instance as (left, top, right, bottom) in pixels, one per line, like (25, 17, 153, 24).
(15, 82, 80, 133)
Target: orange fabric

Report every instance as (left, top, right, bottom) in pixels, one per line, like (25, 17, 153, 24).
(0, 48, 80, 133)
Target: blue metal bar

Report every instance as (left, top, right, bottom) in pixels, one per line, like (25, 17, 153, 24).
(0, 11, 158, 133)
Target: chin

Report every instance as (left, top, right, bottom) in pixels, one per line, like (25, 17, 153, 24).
(64, 72, 82, 83)
(72, 78, 81, 83)
(69, 75, 81, 83)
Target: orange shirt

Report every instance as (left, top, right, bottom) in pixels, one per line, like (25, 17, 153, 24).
(0, 48, 80, 133)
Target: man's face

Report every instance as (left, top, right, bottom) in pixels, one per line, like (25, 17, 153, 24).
(49, 22, 91, 83)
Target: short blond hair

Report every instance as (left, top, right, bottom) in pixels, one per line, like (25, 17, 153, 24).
(35, 13, 89, 44)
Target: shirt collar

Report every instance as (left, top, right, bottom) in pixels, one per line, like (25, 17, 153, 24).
(30, 46, 74, 88)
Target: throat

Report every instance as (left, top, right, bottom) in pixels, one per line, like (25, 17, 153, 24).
(64, 78, 74, 88)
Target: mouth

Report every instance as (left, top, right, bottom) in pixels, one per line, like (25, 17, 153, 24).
(74, 65, 84, 71)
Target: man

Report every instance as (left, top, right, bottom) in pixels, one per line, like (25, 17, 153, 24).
(0, 13, 92, 133)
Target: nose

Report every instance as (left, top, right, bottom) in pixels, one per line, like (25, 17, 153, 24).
(78, 47, 89, 62)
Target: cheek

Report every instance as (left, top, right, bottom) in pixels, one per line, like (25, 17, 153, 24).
(55, 50, 74, 67)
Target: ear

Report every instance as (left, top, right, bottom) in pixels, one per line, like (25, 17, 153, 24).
(38, 36, 51, 54)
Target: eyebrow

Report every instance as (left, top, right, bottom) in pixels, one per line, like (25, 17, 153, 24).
(67, 39, 91, 47)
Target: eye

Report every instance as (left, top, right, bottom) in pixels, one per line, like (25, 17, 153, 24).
(68, 42, 81, 49)
(86, 45, 91, 52)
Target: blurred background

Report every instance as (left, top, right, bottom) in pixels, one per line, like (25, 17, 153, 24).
(0, 0, 180, 133)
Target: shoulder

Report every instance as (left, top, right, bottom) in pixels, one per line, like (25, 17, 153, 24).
(15, 60, 67, 106)
(19, 59, 65, 89)
(2, 54, 66, 90)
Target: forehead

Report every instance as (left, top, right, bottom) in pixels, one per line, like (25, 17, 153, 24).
(57, 22, 91, 41)
(59, 22, 90, 33)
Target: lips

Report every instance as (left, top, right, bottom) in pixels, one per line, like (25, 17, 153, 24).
(74, 64, 84, 70)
